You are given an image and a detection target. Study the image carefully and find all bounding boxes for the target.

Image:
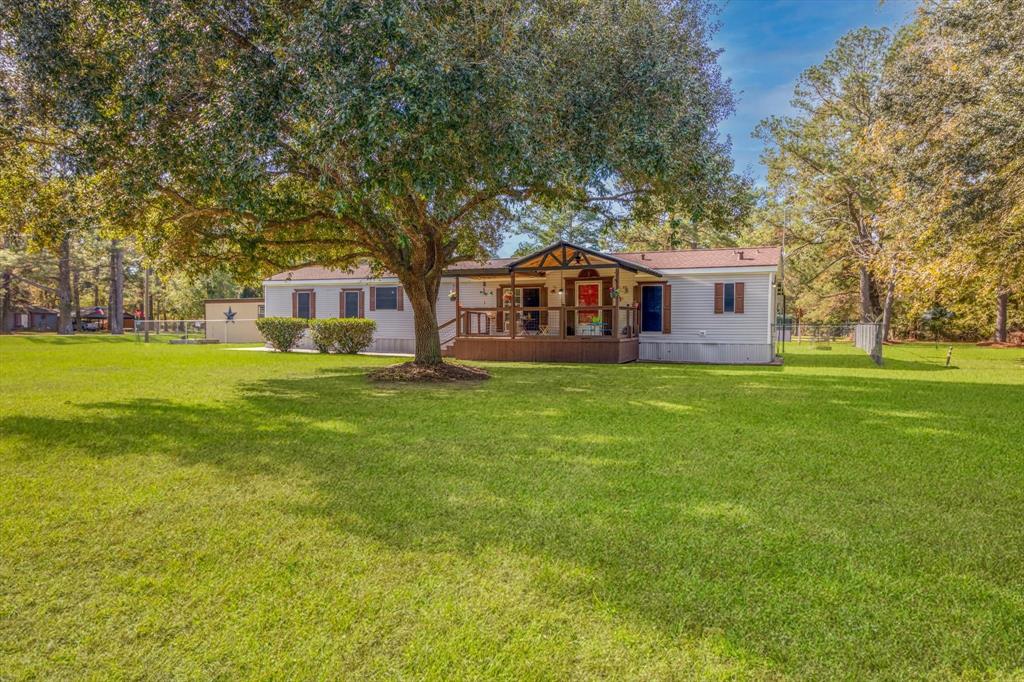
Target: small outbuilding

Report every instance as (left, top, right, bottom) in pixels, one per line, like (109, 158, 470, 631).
(203, 298, 265, 343)
(4, 305, 58, 332)
(76, 307, 137, 331)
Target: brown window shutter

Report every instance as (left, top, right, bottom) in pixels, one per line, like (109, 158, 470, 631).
(396, 286, 404, 311)
(369, 286, 376, 311)
(714, 282, 724, 314)
(735, 282, 745, 314)
(662, 284, 672, 334)
(310, 291, 316, 319)
(359, 290, 365, 318)
(292, 291, 297, 317)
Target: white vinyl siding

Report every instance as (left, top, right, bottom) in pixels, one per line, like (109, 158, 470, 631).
(640, 272, 772, 345)
(637, 271, 776, 364)
(264, 278, 474, 352)
(265, 268, 777, 362)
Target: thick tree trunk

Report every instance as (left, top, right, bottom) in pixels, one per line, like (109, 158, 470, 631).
(858, 265, 875, 322)
(57, 234, 74, 334)
(995, 289, 1009, 342)
(405, 277, 443, 365)
(880, 278, 895, 342)
(108, 240, 124, 334)
(1, 270, 11, 334)
(73, 266, 81, 331)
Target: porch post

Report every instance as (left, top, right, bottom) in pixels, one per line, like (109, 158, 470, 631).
(509, 270, 516, 339)
(612, 267, 620, 338)
(455, 275, 461, 337)
(559, 270, 566, 339)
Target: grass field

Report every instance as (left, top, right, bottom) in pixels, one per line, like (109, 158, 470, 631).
(1, 336, 1022, 679)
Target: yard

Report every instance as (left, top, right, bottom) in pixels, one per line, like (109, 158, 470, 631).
(1, 336, 1022, 679)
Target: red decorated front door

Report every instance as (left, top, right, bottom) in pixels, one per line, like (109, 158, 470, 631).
(576, 282, 601, 328)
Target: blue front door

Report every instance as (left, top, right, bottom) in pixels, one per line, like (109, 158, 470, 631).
(641, 285, 663, 333)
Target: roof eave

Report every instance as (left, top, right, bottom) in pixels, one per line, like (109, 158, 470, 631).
(506, 240, 664, 277)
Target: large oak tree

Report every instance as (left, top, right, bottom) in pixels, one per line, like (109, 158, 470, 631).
(4, 0, 736, 363)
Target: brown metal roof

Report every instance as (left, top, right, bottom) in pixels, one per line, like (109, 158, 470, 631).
(614, 246, 781, 270)
(265, 263, 381, 281)
(267, 246, 780, 281)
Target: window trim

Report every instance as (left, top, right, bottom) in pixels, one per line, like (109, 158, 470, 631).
(724, 282, 735, 313)
(340, 288, 364, 318)
(292, 288, 315, 319)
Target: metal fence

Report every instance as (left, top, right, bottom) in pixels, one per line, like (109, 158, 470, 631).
(774, 322, 884, 365)
(132, 319, 264, 344)
(854, 323, 884, 365)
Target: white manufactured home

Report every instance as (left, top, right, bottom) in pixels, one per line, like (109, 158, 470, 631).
(263, 241, 781, 364)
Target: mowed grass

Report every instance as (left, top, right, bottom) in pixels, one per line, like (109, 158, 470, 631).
(1, 336, 1022, 680)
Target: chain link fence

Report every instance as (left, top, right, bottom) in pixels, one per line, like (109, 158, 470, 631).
(775, 322, 883, 365)
(132, 319, 264, 344)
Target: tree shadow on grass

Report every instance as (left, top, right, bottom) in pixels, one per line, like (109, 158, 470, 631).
(15, 334, 139, 345)
(780, 349, 952, 372)
(3, 363, 1022, 676)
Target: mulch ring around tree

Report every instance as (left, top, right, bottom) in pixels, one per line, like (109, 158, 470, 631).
(367, 361, 491, 383)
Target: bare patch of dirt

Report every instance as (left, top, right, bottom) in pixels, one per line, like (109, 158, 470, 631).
(977, 341, 1024, 349)
(367, 361, 491, 383)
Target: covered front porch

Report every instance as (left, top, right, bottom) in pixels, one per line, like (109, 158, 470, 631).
(444, 241, 664, 364)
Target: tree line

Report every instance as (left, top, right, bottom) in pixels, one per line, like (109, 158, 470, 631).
(513, 0, 1021, 342)
(1, 0, 1018, 353)
(753, 0, 1021, 342)
(0, 232, 254, 333)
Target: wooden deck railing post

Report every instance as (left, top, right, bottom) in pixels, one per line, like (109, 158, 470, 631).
(510, 270, 516, 339)
(454, 275, 461, 337)
(612, 267, 620, 338)
(559, 270, 566, 339)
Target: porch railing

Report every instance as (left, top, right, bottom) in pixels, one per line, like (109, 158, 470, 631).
(456, 306, 640, 339)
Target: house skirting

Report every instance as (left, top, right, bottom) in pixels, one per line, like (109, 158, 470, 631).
(639, 341, 774, 364)
(368, 338, 417, 354)
(451, 336, 639, 364)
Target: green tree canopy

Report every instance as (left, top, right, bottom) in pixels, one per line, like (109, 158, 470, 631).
(756, 27, 895, 324)
(881, 0, 1024, 340)
(4, 0, 737, 363)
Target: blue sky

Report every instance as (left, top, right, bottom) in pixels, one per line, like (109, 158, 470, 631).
(714, 0, 914, 184)
(499, 0, 914, 255)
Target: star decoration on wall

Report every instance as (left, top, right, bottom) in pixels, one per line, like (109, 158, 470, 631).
(224, 307, 237, 322)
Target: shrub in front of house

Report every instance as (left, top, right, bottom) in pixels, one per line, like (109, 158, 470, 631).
(308, 318, 377, 354)
(256, 317, 308, 352)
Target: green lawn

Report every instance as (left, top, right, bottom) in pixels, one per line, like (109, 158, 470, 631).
(1, 336, 1022, 679)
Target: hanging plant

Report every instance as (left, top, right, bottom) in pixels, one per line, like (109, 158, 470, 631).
(608, 287, 621, 299)
(448, 290, 457, 301)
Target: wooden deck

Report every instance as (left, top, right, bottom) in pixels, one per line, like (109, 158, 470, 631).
(449, 336, 639, 363)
